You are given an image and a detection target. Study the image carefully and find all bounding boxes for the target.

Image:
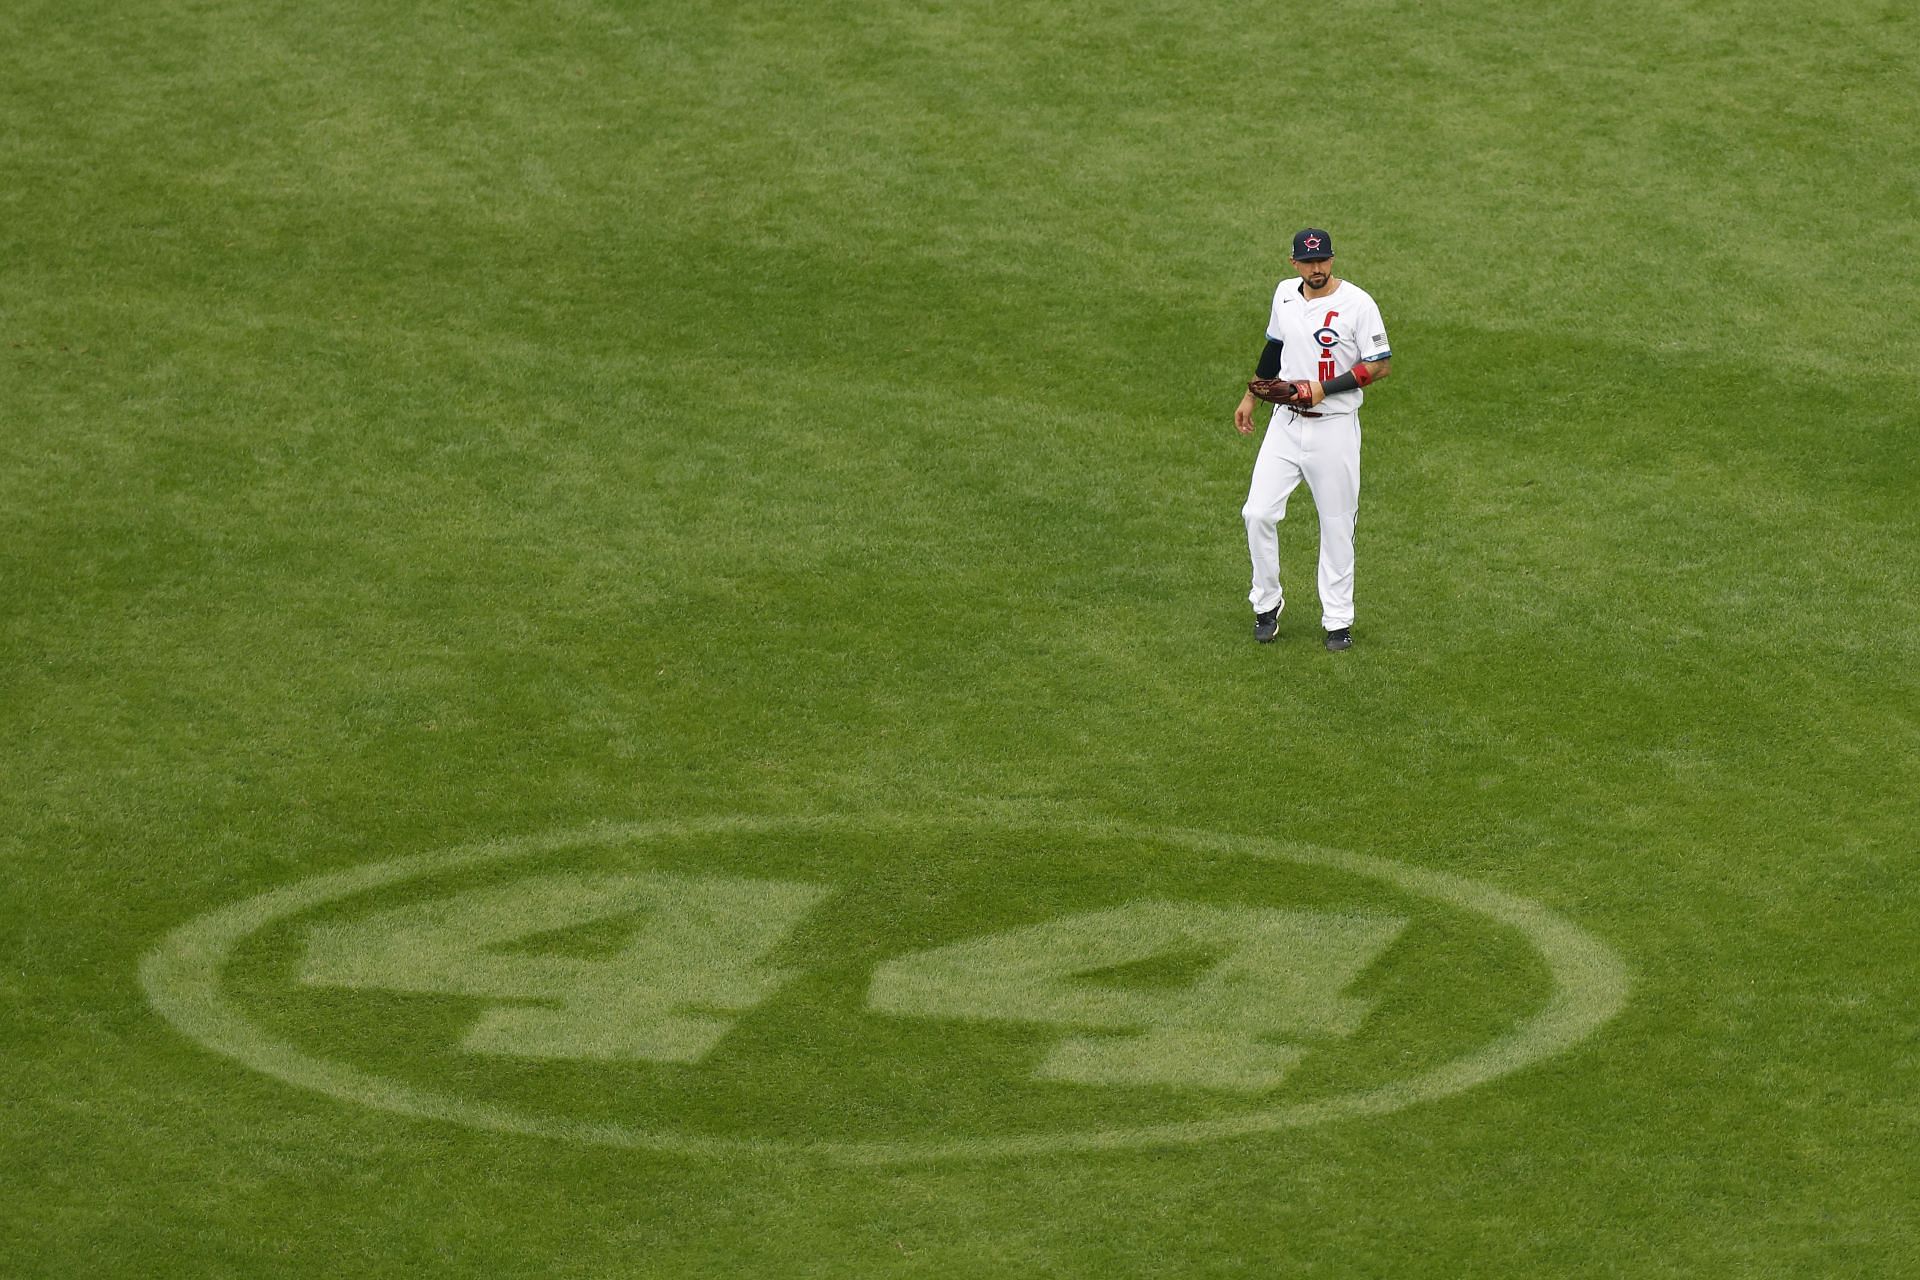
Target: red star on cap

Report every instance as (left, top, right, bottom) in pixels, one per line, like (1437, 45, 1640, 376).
(1304, 235, 1322, 250)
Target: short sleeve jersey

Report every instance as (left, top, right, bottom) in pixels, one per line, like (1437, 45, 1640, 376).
(1265, 278, 1391, 416)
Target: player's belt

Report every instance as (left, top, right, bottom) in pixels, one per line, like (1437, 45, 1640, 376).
(1289, 409, 1324, 418)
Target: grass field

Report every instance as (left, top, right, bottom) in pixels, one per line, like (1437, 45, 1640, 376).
(4, 0, 1917, 1275)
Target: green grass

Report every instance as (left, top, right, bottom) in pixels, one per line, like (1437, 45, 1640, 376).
(4, 0, 1917, 1275)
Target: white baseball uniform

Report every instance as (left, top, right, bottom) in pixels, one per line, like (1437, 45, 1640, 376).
(1241, 277, 1391, 630)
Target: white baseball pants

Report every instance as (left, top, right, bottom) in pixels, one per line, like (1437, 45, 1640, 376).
(1241, 407, 1361, 631)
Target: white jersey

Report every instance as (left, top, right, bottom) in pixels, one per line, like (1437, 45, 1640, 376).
(1265, 278, 1391, 417)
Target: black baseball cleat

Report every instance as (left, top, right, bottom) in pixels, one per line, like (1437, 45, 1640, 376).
(1253, 608, 1280, 643)
(1324, 627, 1353, 651)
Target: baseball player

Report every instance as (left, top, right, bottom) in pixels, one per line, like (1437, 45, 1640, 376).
(1234, 227, 1393, 651)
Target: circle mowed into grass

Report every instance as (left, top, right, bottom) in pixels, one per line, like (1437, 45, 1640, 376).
(142, 814, 1628, 1164)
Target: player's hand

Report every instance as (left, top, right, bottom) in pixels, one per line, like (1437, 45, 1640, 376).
(1234, 392, 1257, 435)
(1308, 381, 1327, 407)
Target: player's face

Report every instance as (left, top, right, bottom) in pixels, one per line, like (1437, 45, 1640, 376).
(1291, 257, 1333, 290)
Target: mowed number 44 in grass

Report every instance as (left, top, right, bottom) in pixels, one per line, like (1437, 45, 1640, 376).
(149, 817, 1627, 1163)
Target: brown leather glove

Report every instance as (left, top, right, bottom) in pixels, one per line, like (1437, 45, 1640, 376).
(1247, 378, 1315, 408)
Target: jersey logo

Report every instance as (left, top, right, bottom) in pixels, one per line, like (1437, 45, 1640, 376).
(1315, 311, 1342, 380)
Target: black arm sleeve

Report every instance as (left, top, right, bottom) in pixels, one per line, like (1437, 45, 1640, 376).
(1254, 337, 1284, 379)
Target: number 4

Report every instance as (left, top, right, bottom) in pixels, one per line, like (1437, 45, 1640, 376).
(301, 873, 831, 1062)
(868, 902, 1406, 1092)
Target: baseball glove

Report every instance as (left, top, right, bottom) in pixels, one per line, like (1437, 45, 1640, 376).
(1247, 378, 1315, 407)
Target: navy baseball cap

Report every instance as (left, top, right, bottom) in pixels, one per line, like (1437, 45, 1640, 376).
(1291, 227, 1334, 260)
